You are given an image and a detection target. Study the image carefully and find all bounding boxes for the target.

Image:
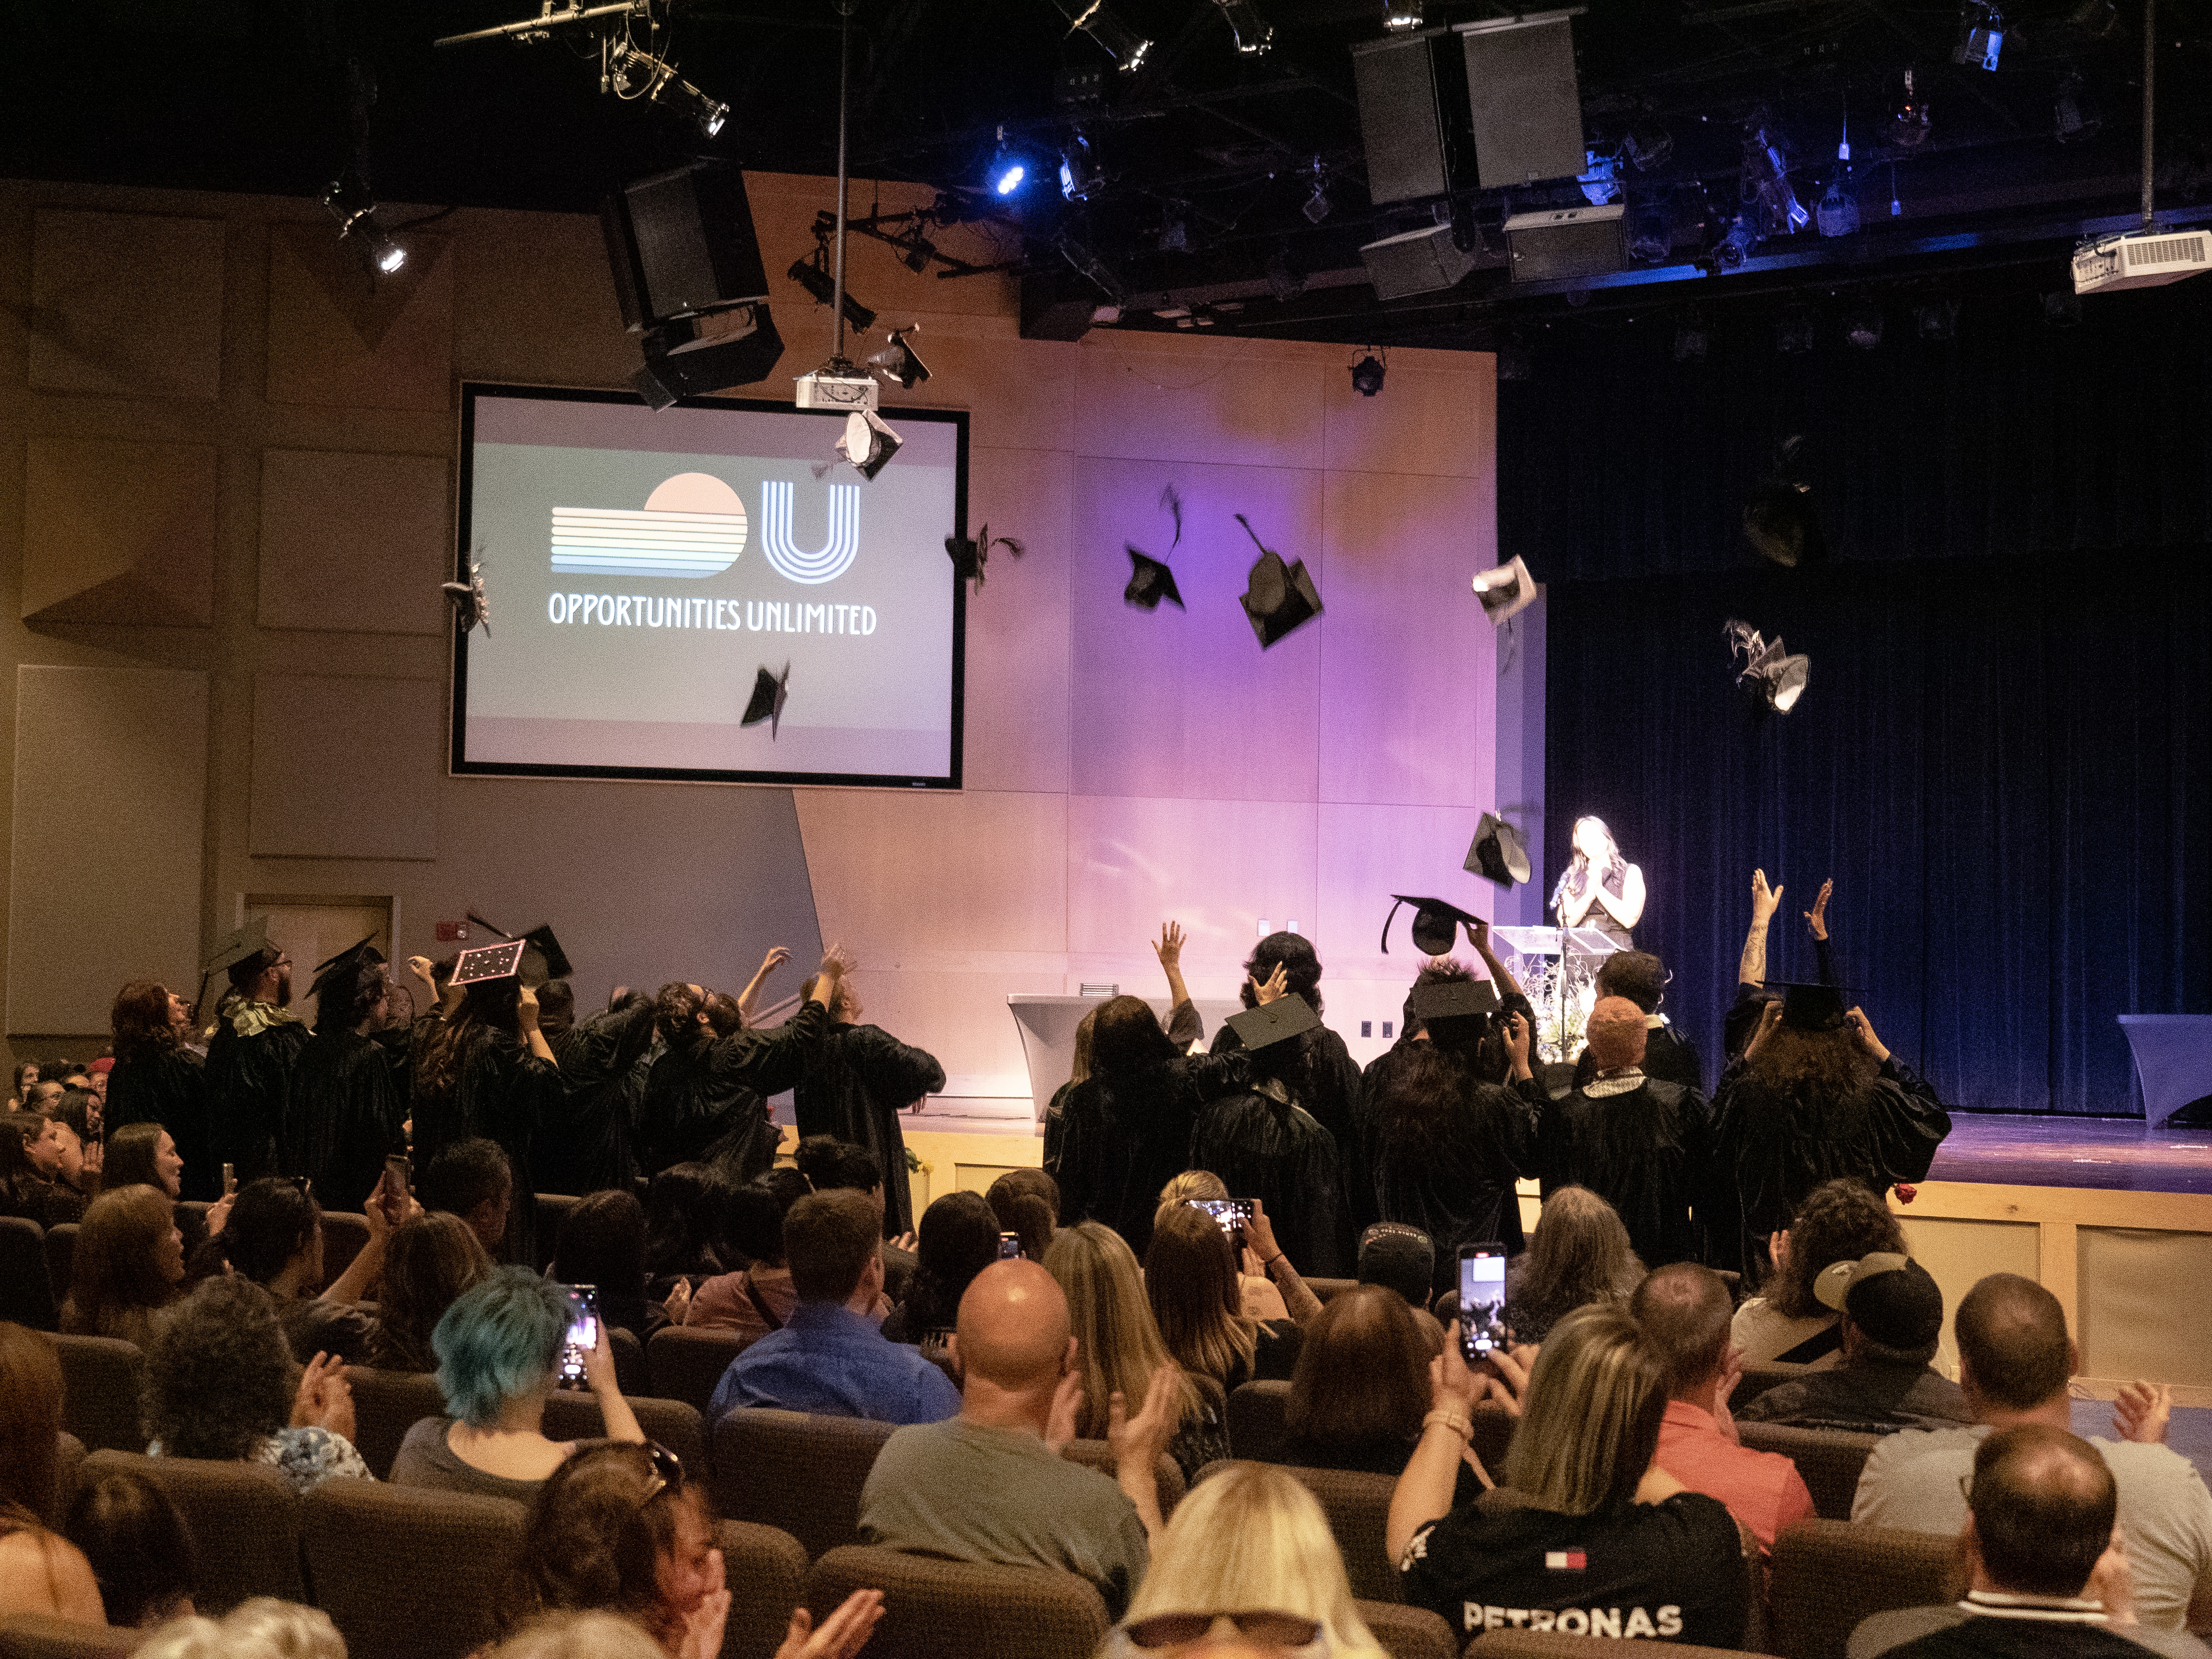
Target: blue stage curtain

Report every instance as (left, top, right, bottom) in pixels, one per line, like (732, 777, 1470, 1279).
(1542, 550, 2212, 1115)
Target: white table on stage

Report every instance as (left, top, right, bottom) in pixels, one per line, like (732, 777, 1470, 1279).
(1490, 926, 1629, 960)
(2118, 1015, 2212, 1127)
(1008, 994, 1247, 1123)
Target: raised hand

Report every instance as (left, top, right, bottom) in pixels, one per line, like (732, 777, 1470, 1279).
(2114, 1381, 2172, 1445)
(1253, 963, 1290, 1006)
(663, 1278, 694, 1325)
(1805, 878, 1833, 941)
(773, 1590, 885, 1659)
(757, 946, 792, 978)
(680, 1549, 731, 1659)
(1430, 1324, 1484, 1413)
(516, 983, 541, 1031)
(1744, 997, 1785, 1057)
(1107, 1363, 1180, 1469)
(1751, 869, 1782, 923)
(1503, 1011, 1533, 1075)
(1846, 1005, 1889, 1063)
(291, 1352, 354, 1439)
(1152, 922, 1186, 974)
(1043, 1365, 1086, 1454)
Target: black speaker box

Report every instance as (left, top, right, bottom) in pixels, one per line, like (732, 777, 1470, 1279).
(1459, 15, 1587, 189)
(632, 305, 785, 410)
(602, 163, 771, 334)
(1352, 30, 1470, 206)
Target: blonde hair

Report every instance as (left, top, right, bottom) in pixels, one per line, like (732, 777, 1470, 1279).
(1501, 1304, 1666, 1516)
(137, 1599, 346, 1659)
(1144, 1204, 1257, 1390)
(1153, 1170, 1227, 1235)
(488, 1612, 663, 1659)
(1120, 1464, 1386, 1659)
(1044, 1222, 1202, 1438)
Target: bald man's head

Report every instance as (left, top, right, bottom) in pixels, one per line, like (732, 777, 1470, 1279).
(956, 1259, 1074, 1391)
(1584, 996, 1649, 1073)
(1630, 1262, 1734, 1400)
(1969, 1425, 2116, 1598)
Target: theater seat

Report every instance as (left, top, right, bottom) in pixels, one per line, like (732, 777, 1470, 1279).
(1767, 1518, 1955, 1659)
(1194, 1463, 1401, 1604)
(301, 1479, 524, 1659)
(1470, 1632, 1768, 1659)
(648, 1324, 752, 1416)
(608, 1325, 650, 1401)
(541, 1391, 706, 1479)
(81, 1449, 305, 1614)
(51, 1334, 147, 1453)
(1729, 1360, 1814, 1412)
(0, 1217, 56, 1331)
(54, 1433, 86, 1508)
(1734, 1423, 1884, 1521)
(0, 1612, 145, 1659)
(344, 1367, 446, 1480)
(318, 1213, 372, 1290)
(40, 1225, 77, 1310)
(710, 1408, 895, 1559)
(805, 1544, 1110, 1659)
(1228, 1380, 1293, 1462)
(1061, 1439, 1187, 1515)
(1356, 1600, 1458, 1659)
(715, 1521, 809, 1659)
(534, 1193, 580, 1273)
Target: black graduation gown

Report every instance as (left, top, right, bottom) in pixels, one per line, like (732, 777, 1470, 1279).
(107, 1046, 216, 1200)
(1187, 1088, 1349, 1276)
(415, 1029, 561, 1268)
(205, 1005, 313, 1184)
(638, 1001, 829, 1181)
(547, 999, 661, 1195)
(1210, 1019, 1368, 1238)
(793, 1022, 945, 1237)
(1055, 1044, 1255, 1257)
(1536, 1078, 1715, 1269)
(285, 1026, 410, 1213)
(1362, 1058, 1541, 1295)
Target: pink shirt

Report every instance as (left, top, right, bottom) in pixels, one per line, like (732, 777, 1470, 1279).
(1653, 1398, 1815, 1552)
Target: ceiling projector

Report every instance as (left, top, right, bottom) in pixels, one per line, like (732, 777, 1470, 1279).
(2072, 227, 2212, 295)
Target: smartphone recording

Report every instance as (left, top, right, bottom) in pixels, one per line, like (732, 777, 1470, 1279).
(1457, 1244, 1507, 1361)
(557, 1285, 599, 1386)
(1187, 1198, 1253, 1252)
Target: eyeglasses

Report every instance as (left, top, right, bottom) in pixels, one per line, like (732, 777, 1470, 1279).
(1125, 1613, 1324, 1650)
(638, 1440, 686, 1506)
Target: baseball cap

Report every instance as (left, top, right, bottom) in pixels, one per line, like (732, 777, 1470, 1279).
(1814, 1251, 1944, 1350)
(1358, 1223, 1435, 1308)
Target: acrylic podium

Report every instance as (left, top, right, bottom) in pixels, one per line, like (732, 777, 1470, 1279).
(1008, 994, 1246, 1123)
(2118, 1015, 2212, 1127)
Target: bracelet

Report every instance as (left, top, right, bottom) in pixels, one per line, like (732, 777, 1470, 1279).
(1263, 1254, 1286, 1271)
(1422, 1409, 1474, 1442)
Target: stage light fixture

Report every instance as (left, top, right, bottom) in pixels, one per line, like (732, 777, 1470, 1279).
(1350, 352, 1385, 397)
(838, 408, 903, 481)
(1301, 158, 1332, 225)
(1624, 126, 1674, 172)
(1625, 200, 1674, 264)
(1213, 0, 1274, 55)
(322, 179, 407, 275)
(1815, 103, 1860, 238)
(1953, 3, 2004, 70)
(865, 327, 930, 388)
(1776, 307, 1815, 355)
(1059, 132, 1099, 201)
(1743, 123, 1809, 239)
(1578, 151, 1622, 207)
(1844, 301, 1884, 349)
(898, 232, 936, 274)
(1914, 297, 1959, 340)
(988, 127, 1028, 196)
(1714, 215, 1759, 268)
(1891, 71, 1933, 149)
(1065, 0, 1153, 70)
(1672, 312, 1708, 362)
(1726, 619, 1810, 714)
(788, 255, 877, 334)
(2055, 72, 2102, 142)
(609, 44, 729, 138)
(1384, 0, 1423, 30)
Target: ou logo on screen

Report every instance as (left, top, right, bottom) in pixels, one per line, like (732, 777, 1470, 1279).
(548, 473, 859, 586)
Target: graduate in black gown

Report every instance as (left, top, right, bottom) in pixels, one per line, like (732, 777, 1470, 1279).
(412, 947, 561, 1267)
(106, 980, 216, 1201)
(545, 986, 659, 1196)
(1570, 950, 1704, 1094)
(636, 950, 845, 1181)
(1711, 984, 1952, 1279)
(285, 941, 409, 1208)
(202, 920, 312, 1185)
(1188, 999, 1349, 1276)
(792, 964, 944, 1238)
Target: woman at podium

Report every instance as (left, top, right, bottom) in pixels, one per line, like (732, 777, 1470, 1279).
(1551, 817, 1645, 949)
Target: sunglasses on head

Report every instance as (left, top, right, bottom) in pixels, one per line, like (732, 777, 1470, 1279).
(638, 1441, 686, 1506)
(1125, 1613, 1324, 1650)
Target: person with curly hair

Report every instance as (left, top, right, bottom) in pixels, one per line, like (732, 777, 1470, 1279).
(365, 1211, 494, 1373)
(287, 948, 410, 1214)
(1730, 1177, 1907, 1368)
(106, 981, 215, 1201)
(143, 1275, 369, 1494)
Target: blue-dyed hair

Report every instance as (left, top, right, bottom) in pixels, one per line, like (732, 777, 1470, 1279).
(432, 1265, 572, 1429)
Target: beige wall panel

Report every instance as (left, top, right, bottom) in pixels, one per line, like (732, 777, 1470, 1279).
(1071, 343, 1326, 470)
(450, 209, 640, 390)
(1068, 457, 1323, 803)
(1898, 1214, 2040, 1379)
(1317, 469, 1493, 809)
(1066, 793, 1317, 969)
(1322, 357, 1496, 480)
(2077, 1227, 2212, 1388)
(1314, 799, 1502, 984)
(257, 450, 450, 635)
(29, 208, 225, 400)
(797, 789, 1067, 960)
(266, 227, 454, 411)
(884, 333, 1078, 455)
(962, 445, 1071, 795)
(8, 665, 209, 1033)
(250, 674, 442, 860)
(837, 968, 1037, 1092)
(21, 436, 217, 625)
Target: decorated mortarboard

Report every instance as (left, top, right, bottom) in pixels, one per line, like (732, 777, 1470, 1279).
(1407, 979, 1501, 1026)
(1769, 980, 1859, 1033)
(1381, 894, 1480, 956)
(518, 925, 571, 988)
(1224, 995, 1321, 1052)
(203, 915, 279, 979)
(743, 663, 791, 740)
(451, 940, 525, 986)
(1124, 547, 1184, 611)
(1464, 813, 1531, 888)
(1236, 515, 1322, 648)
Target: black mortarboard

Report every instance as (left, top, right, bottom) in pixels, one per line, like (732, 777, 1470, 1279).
(1464, 813, 1531, 888)
(742, 663, 791, 740)
(452, 940, 525, 986)
(1224, 995, 1321, 1052)
(1771, 980, 1857, 1032)
(1407, 979, 1500, 1026)
(308, 935, 385, 1000)
(518, 926, 571, 988)
(1381, 894, 1480, 956)
(1236, 514, 1322, 648)
(204, 915, 279, 979)
(1471, 557, 1539, 625)
(946, 524, 1022, 590)
(1124, 547, 1184, 611)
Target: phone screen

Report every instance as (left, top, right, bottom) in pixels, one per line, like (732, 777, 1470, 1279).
(222, 1162, 237, 1197)
(998, 1231, 1022, 1260)
(1188, 1198, 1253, 1252)
(557, 1285, 599, 1386)
(384, 1154, 412, 1206)
(1458, 1244, 1507, 1360)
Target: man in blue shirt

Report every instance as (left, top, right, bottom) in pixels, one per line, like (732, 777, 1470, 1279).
(709, 1187, 960, 1426)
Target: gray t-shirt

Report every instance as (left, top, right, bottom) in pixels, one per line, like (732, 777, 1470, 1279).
(389, 1416, 554, 1506)
(859, 1418, 1150, 1618)
(1853, 1424, 2212, 1633)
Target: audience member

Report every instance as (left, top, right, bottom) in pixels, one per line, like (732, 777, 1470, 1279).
(1358, 1224, 1438, 1312)
(1735, 1253, 1973, 1431)
(1538, 996, 1716, 1268)
(1733, 1178, 1908, 1368)
(144, 1275, 369, 1493)
(1631, 1262, 1815, 1551)
(1853, 1273, 2212, 1633)
(1723, 870, 1835, 1062)
(104, 1121, 185, 1200)
(363, 1211, 494, 1373)
(642, 1162, 740, 1294)
(1283, 1285, 1469, 1491)
(1146, 1203, 1301, 1394)
(550, 1189, 681, 1345)
(1109, 1461, 1388, 1659)
(880, 1190, 1000, 1344)
(708, 1189, 959, 1426)
(1155, 1169, 1228, 1218)
(8, 1062, 37, 1108)
(1389, 1303, 1750, 1646)
(391, 1266, 644, 1501)
(1046, 1221, 1226, 1477)
(793, 967, 943, 1239)
(107, 980, 216, 1201)
(418, 1136, 516, 1264)
(222, 1175, 406, 1364)
(0, 1112, 62, 1224)
(487, 1611, 667, 1659)
(684, 1177, 819, 1338)
(795, 1137, 915, 1300)
(134, 1597, 347, 1659)
(64, 1468, 199, 1627)
(414, 968, 561, 1266)
(61, 1184, 186, 1348)
(0, 1322, 71, 1527)
(1501, 1186, 1643, 1346)
(859, 1259, 1178, 1618)
(31, 1104, 95, 1225)
(1574, 951, 1705, 1094)
(986, 1167, 1059, 1263)
(1847, 1426, 2209, 1659)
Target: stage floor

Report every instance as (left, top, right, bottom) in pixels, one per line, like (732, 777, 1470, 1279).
(1929, 1112, 2212, 1195)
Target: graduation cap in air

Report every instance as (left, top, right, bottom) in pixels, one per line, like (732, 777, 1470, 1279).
(452, 940, 526, 986)
(946, 525, 1023, 590)
(742, 663, 791, 740)
(1471, 557, 1539, 625)
(309, 935, 386, 1001)
(1381, 895, 1480, 956)
(1224, 994, 1321, 1053)
(1464, 813, 1531, 888)
(1407, 977, 1500, 1042)
(1125, 547, 1184, 611)
(1236, 515, 1322, 648)
(443, 559, 489, 636)
(1770, 981, 1859, 1033)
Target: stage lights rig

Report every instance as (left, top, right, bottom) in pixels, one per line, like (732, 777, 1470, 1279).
(434, 1, 728, 139)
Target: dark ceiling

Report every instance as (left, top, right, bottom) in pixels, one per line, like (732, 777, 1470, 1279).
(7, 0, 2211, 349)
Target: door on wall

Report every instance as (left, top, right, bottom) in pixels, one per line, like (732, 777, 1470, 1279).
(240, 896, 393, 1030)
